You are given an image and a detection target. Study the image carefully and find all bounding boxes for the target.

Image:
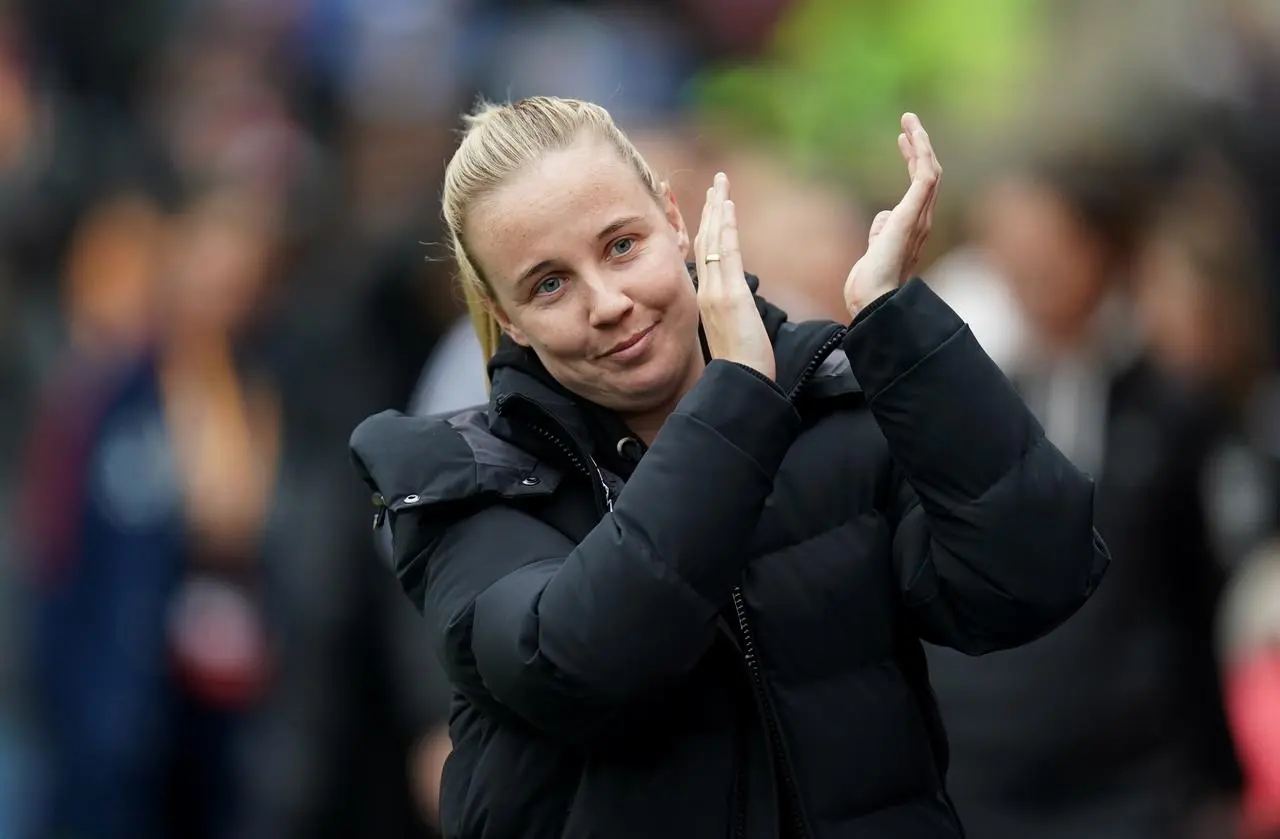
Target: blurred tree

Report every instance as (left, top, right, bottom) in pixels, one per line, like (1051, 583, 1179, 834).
(693, 0, 1048, 202)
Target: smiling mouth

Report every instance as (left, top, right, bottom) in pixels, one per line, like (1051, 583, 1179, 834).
(602, 324, 656, 358)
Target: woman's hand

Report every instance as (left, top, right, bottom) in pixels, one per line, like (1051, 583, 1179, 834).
(843, 113, 942, 318)
(695, 172, 777, 381)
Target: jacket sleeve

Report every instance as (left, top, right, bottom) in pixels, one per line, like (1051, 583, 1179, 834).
(373, 361, 801, 742)
(844, 279, 1110, 655)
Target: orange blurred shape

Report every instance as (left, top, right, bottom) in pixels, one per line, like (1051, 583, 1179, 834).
(64, 193, 165, 355)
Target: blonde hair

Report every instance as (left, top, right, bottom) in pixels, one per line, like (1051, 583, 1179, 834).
(441, 97, 664, 363)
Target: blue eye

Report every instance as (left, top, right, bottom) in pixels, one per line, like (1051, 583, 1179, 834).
(535, 276, 564, 296)
(611, 237, 635, 256)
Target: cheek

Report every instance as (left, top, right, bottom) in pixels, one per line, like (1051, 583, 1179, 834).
(631, 251, 695, 313)
(519, 308, 592, 359)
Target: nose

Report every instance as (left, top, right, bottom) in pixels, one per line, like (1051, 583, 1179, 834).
(586, 274, 633, 329)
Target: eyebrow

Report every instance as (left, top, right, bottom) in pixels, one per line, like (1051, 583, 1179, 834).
(514, 215, 645, 287)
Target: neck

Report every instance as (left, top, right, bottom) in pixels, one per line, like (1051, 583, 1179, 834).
(623, 406, 671, 447)
(622, 351, 707, 446)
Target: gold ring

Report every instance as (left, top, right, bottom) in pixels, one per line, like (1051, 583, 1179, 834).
(704, 253, 722, 264)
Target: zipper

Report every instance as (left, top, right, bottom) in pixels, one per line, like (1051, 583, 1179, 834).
(787, 326, 847, 402)
(732, 586, 807, 839)
(730, 329, 844, 839)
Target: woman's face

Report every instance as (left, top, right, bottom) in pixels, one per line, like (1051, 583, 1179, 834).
(1134, 233, 1235, 386)
(466, 137, 704, 415)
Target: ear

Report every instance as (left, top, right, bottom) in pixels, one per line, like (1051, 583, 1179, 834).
(660, 182, 690, 256)
(487, 299, 529, 347)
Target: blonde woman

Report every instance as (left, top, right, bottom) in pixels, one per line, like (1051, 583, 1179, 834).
(351, 97, 1108, 839)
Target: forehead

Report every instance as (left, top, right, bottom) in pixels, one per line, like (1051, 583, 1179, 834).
(466, 139, 656, 282)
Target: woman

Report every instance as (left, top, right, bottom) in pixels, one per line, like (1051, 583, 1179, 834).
(350, 97, 1108, 839)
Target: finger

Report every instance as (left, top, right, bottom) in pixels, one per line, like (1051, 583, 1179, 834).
(913, 114, 941, 174)
(908, 120, 941, 257)
(910, 116, 940, 185)
(923, 171, 939, 232)
(915, 124, 937, 183)
(903, 175, 940, 276)
(901, 112, 924, 137)
(697, 187, 712, 258)
(875, 175, 934, 260)
(901, 179, 937, 274)
(868, 210, 892, 245)
(885, 175, 932, 240)
(903, 126, 940, 220)
(898, 133, 913, 177)
(694, 186, 713, 288)
(703, 173, 726, 292)
(720, 197, 746, 292)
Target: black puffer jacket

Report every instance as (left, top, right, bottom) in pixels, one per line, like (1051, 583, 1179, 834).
(350, 278, 1109, 839)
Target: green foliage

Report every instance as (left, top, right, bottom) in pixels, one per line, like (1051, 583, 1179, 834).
(694, 0, 1048, 197)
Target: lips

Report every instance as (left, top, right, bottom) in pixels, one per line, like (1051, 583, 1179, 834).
(602, 324, 656, 359)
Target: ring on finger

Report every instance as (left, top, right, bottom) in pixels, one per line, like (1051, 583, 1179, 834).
(704, 253, 722, 264)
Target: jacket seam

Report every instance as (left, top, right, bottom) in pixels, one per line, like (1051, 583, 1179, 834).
(895, 431, 1044, 602)
(674, 412, 786, 479)
(604, 508, 715, 611)
(864, 323, 967, 406)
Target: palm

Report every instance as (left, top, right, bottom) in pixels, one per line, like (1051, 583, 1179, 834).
(843, 113, 941, 317)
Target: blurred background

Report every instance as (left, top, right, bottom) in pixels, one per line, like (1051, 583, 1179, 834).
(1, 0, 1279, 837)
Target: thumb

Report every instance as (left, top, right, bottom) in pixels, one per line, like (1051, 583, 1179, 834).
(868, 210, 892, 245)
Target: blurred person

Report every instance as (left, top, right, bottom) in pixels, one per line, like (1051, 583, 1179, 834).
(0, 13, 181, 827)
(13, 182, 169, 839)
(351, 96, 1107, 839)
(254, 250, 454, 839)
(1134, 157, 1280, 839)
(254, 170, 462, 839)
(925, 147, 1243, 839)
(19, 181, 282, 839)
(1133, 158, 1278, 564)
(0, 11, 172, 391)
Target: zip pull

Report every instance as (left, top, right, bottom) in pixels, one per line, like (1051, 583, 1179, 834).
(590, 458, 615, 512)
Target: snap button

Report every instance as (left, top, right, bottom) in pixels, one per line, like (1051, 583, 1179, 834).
(403, 494, 420, 504)
(616, 436, 644, 462)
(520, 476, 541, 486)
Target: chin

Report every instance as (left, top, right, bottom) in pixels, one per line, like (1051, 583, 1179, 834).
(593, 356, 686, 413)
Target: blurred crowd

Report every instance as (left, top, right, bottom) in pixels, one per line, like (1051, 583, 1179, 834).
(1, 0, 1279, 838)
